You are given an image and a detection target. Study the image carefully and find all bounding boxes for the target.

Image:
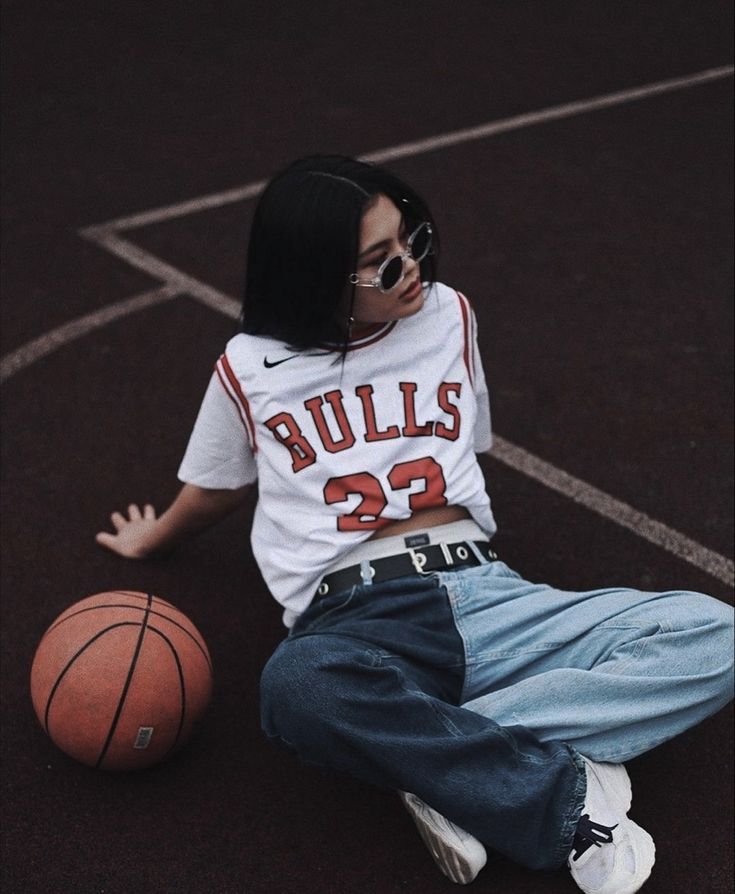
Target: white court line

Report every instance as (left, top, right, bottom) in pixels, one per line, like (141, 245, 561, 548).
(82, 65, 733, 234)
(4, 65, 732, 586)
(80, 230, 241, 319)
(490, 436, 734, 588)
(0, 286, 181, 384)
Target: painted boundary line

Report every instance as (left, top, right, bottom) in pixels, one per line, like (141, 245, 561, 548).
(490, 436, 734, 587)
(27, 64, 734, 364)
(78, 231, 241, 320)
(2, 66, 732, 587)
(0, 286, 181, 384)
(81, 65, 734, 234)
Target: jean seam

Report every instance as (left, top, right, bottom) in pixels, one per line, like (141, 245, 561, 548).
(554, 748, 587, 866)
(467, 643, 567, 662)
(597, 624, 662, 676)
(378, 652, 466, 670)
(380, 654, 548, 761)
(440, 576, 476, 702)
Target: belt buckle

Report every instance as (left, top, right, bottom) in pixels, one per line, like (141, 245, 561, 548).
(408, 548, 431, 575)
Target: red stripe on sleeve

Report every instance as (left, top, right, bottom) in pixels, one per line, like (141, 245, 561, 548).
(214, 363, 247, 428)
(455, 291, 474, 387)
(215, 354, 258, 452)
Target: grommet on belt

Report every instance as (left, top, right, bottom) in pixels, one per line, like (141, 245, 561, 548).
(360, 560, 376, 585)
(317, 581, 330, 597)
(409, 548, 429, 574)
(439, 542, 455, 566)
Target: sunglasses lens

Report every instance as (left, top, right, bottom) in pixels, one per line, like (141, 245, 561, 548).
(380, 255, 404, 291)
(409, 223, 431, 261)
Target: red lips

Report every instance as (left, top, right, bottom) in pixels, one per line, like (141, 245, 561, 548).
(399, 279, 422, 301)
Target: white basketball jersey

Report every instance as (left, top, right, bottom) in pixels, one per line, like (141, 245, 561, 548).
(178, 282, 496, 626)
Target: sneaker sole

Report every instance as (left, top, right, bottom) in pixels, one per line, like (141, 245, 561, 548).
(622, 821, 656, 894)
(570, 818, 656, 894)
(607, 819, 656, 894)
(399, 791, 487, 885)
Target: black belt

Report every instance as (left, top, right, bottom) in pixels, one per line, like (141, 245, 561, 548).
(314, 540, 498, 602)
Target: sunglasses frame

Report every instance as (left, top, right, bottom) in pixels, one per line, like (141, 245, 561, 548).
(349, 222, 433, 294)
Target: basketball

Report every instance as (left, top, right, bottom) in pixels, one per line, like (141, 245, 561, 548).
(30, 591, 213, 771)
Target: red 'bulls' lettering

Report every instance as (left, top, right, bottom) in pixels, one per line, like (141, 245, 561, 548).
(400, 382, 433, 436)
(304, 390, 356, 453)
(355, 385, 400, 441)
(265, 413, 317, 472)
(264, 381, 463, 472)
(436, 383, 461, 440)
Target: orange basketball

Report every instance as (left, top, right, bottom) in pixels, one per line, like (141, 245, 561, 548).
(30, 591, 213, 771)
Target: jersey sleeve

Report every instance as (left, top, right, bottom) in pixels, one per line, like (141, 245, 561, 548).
(177, 367, 258, 489)
(473, 341, 493, 453)
(455, 289, 493, 453)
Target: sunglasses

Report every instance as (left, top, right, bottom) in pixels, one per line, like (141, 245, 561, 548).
(349, 222, 433, 293)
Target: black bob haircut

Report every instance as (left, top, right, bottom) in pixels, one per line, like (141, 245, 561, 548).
(240, 155, 438, 350)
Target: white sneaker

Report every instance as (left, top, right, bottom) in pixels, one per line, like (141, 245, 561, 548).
(568, 758, 655, 894)
(583, 759, 633, 814)
(399, 791, 488, 885)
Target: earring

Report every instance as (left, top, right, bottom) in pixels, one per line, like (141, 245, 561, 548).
(348, 316, 355, 337)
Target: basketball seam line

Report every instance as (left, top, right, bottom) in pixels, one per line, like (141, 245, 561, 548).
(43, 622, 143, 732)
(45, 604, 213, 672)
(146, 626, 188, 760)
(95, 594, 153, 769)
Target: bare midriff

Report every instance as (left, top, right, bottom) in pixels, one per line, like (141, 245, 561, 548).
(369, 505, 471, 540)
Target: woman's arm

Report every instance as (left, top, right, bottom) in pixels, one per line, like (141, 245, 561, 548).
(95, 483, 252, 559)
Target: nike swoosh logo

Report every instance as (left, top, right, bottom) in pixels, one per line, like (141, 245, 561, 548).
(264, 355, 299, 368)
(263, 351, 331, 368)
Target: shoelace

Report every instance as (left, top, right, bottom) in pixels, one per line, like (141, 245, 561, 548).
(571, 814, 618, 862)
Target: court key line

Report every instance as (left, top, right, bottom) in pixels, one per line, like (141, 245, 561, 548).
(81, 64, 733, 234)
(1, 65, 732, 587)
(6, 63, 730, 372)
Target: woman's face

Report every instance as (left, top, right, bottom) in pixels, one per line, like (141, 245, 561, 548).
(346, 193, 425, 331)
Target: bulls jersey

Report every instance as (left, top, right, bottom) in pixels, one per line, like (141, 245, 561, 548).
(178, 282, 497, 626)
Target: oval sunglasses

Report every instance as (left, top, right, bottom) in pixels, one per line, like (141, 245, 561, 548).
(348, 222, 433, 294)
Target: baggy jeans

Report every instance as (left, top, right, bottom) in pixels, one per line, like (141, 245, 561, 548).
(260, 558, 734, 870)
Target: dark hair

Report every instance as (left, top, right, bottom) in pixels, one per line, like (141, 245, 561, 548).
(240, 155, 438, 349)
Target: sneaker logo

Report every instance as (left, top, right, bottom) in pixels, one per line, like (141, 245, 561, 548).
(571, 814, 618, 861)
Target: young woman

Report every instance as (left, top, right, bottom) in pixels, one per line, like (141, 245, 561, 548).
(97, 155, 734, 892)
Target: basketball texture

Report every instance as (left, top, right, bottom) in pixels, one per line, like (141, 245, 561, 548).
(30, 591, 213, 770)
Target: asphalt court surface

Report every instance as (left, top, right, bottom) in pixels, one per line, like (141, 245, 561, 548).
(1, 3, 733, 893)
